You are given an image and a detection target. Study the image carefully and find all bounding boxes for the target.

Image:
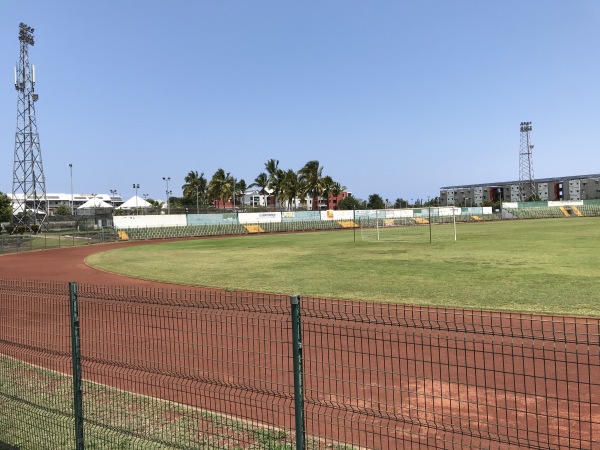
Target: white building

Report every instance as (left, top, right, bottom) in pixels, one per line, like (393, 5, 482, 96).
(10, 193, 124, 215)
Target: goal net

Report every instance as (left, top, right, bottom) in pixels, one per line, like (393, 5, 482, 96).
(359, 208, 457, 243)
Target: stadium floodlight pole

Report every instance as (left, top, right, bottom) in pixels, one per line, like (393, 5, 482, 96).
(68, 163, 74, 214)
(519, 121, 535, 202)
(195, 185, 199, 213)
(133, 184, 140, 214)
(13, 23, 48, 230)
(162, 177, 171, 214)
(109, 189, 117, 209)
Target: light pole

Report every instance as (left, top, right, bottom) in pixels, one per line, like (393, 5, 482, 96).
(195, 185, 199, 213)
(133, 183, 140, 214)
(162, 177, 171, 214)
(233, 178, 236, 209)
(109, 189, 117, 209)
(68, 163, 73, 214)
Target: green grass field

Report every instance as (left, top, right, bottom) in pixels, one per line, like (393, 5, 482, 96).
(87, 218, 600, 317)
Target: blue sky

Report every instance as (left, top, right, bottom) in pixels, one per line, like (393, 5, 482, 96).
(1, 1, 599, 203)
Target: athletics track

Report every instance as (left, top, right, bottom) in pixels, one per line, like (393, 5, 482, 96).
(1, 240, 598, 449)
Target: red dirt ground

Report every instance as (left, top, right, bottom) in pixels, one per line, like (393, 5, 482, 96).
(1, 242, 598, 449)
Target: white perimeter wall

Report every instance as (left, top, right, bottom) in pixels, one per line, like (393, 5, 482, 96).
(114, 215, 187, 228)
(548, 200, 583, 207)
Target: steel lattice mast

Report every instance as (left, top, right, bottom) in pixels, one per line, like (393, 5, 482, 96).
(12, 22, 47, 230)
(518, 121, 536, 202)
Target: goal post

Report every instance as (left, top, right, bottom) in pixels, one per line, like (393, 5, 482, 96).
(359, 208, 457, 243)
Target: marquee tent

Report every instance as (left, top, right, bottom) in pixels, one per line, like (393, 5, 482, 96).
(116, 196, 152, 210)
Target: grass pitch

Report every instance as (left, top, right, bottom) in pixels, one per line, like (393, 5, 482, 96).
(87, 218, 600, 317)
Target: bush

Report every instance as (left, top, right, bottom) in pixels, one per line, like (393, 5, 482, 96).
(30, 225, 40, 234)
(16, 225, 26, 235)
(4, 225, 14, 235)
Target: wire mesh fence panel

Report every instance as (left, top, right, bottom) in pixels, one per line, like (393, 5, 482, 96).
(2, 279, 599, 449)
(74, 284, 298, 449)
(0, 279, 75, 450)
(300, 298, 600, 449)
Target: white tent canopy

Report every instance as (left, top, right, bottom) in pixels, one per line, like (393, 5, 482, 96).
(116, 196, 152, 210)
(77, 197, 113, 209)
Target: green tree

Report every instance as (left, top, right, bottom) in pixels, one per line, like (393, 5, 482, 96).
(54, 204, 72, 216)
(0, 192, 12, 223)
(394, 198, 407, 208)
(281, 169, 300, 210)
(208, 168, 234, 208)
(337, 195, 366, 210)
(250, 172, 270, 207)
(182, 170, 208, 209)
(367, 194, 385, 209)
(298, 160, 324, 210)
(264, 159, 279, 181)
(320, 175, 336, 210)
(146, 198, 165, 214)
(234, 179, 247, 207)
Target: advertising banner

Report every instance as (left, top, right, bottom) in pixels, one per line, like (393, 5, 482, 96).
(238, 212, 282, 224)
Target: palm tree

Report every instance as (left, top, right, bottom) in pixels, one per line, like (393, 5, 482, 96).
(320, 175, 336, 210)
(330, 181, 347, 209)
(146, 198, 164, 215)
(264, 159, 283, 208)
(182, 170, 208, 210)
(250, 172, 270, 208)
(281, 169, 301, 210)
(298, 160, 324, 210)
(234, 179, 247, 207)
(208, 168, 234, 208)
(270, 169, 287, 209)
(265, 159, 279, 180)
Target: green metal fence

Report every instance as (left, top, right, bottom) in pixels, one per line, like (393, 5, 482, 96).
(1, 280, 599, 449)
(0, 229, 117, 255)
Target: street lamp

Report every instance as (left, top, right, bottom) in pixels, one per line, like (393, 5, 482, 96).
(68, 163, 73, 214)
(133, 184, 140, 214)
(109, 189, 117, 209)
(233, 178, 237, 209)
(162, 177, 171, 214)
(195, 185, 199, 213)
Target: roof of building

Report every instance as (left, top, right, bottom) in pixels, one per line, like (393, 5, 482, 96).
(440, 173, 600, 190)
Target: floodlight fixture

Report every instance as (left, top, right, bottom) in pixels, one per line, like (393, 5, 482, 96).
(19, 23, 35, 45)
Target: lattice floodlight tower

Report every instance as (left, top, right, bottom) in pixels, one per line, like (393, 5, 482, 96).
(518, 121, 536, 202)
(12, 22, 48, 230)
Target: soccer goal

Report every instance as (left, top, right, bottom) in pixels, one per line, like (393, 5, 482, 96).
(359, 208, 457, 243)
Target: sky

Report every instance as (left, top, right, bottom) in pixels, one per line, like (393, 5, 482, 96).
(1, 1, 599, 204)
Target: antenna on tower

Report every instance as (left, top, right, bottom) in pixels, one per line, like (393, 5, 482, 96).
(11, 22, 48, 231)
(518, 121, 536, 202)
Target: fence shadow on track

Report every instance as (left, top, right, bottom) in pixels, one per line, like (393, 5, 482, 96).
(0, 279, 598, 449)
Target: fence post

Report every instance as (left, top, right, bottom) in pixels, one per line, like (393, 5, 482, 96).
(429, 206, 432, 244)
(290, 294, 305, 450)
(69, 282, 85, 450)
